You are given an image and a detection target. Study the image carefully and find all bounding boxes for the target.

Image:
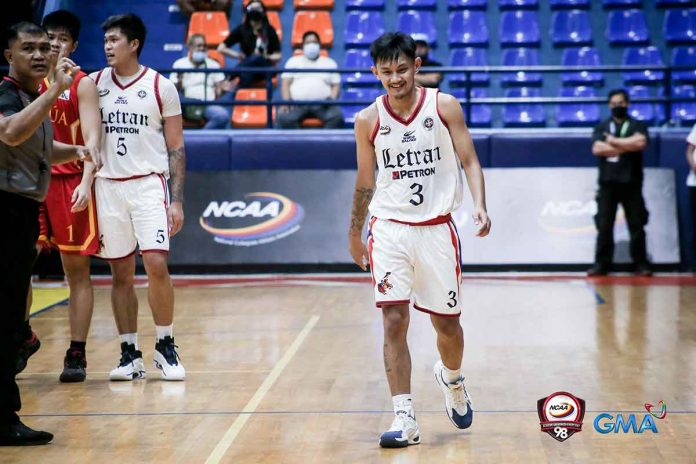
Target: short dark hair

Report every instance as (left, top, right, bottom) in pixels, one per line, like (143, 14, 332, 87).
(101, 13, 146, 57)
(188, 33, 206, 46)
(608, 89, 629, 103)
(7, 22, 47, 46)
(302, 30, 319, 44)
(370, 32, 416, 65)
(42, 10, 81, 42)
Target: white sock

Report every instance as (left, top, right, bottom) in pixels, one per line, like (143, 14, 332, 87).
(442, 363, 462, 384)
(120, 333, 138, 350)
(155, 324, 173, 341)
(392, 394, 414, 416)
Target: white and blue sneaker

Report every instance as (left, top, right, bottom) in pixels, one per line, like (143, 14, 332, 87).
(153, 336, 185, 381)
(109, 343, 146, 381)
(379, 411, 420, 448)
(434, 360, 474, 429)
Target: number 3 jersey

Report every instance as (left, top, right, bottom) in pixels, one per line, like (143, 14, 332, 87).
(90, 67, 181, 180)
(369, 87, 464, 223)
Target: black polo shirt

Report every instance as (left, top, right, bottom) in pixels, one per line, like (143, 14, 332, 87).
(224, 22, 280, 58)
(592, 116, 648, 185)
(419, 57, 442, 88)
(0, 76, 52, 201)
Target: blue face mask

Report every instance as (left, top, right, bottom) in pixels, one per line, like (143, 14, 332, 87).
(303, 42, 320, 60)
(191, 50, 207, 64)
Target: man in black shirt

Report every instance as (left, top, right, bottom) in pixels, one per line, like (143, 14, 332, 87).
(588, 89, 651, 277)
(412, 34, 442, 89)
(0, 21, 86, 446)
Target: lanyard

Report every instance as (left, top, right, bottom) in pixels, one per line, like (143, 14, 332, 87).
(609, 120, 629, 138)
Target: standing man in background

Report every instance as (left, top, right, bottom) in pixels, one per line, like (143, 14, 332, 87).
(686, 123, 696, 272)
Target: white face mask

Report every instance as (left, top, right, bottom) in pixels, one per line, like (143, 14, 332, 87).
(303, 42, 320, 60)
(191, 50, 207, 64)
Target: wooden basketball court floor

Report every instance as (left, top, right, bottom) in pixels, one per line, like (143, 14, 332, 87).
(3, 273, 696, 464)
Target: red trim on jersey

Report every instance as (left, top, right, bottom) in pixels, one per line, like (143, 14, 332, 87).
(382, 86, 426, 126)
(370, 115, 380, 144)
(94, 69, 104, 85)
(389, 213, 452, 227)
(413, 303, 461, 318)
(141, 249, 169, 255)
(435, 89, 449, 129)
(97, 248, 137, 261)
(447, 221, 462, 282)
(367, 216, 378, 286)
(112, 66, 149, 90)
(154, 73, 163, 114)
(103, 173, 156, 182)
(3, 76, 22, 88)
(376, 299, 410, 308)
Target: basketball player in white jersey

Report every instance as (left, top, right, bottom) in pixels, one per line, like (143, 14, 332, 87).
(90, 14, 186, 381)
(349, 32, 491, 448)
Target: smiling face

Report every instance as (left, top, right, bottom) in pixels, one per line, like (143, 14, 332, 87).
(103, 27, 138, 68)
(5, 31, 51, 80)
(371, 53, 421, 100)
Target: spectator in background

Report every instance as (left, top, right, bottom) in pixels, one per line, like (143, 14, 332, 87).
(412, 33, 442, 89)
(276, 31, 342, 129)
(588, 89, 651, 277)
(686, 123, 696, 272)
(171, 34, 230, 129)
(177, 0, 232, 18)
(217, 0, 280, 90)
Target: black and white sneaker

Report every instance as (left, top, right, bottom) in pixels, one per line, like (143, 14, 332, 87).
(153, 336, 185, 381)
(109, 342, 145, 381)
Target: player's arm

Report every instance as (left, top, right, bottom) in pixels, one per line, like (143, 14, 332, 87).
(164, 113, 186, 236)
(604, 132, 647, 152)
(51, 140, 89, 164)
(348, 105, 378, 270)
(438, 92, 491, 237)
(70, 76, 102, 212)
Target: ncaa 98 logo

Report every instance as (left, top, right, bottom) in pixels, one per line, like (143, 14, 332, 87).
(537, 392, 586, 442)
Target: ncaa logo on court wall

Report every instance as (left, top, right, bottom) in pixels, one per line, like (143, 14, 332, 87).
(538, 391, 586, 442)
(199, 192, 304, 247)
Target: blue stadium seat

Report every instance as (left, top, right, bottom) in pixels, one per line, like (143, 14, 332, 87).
(664, 9, 696, 44)
(342, 87, 382, 124)
(603, 0, 642, 8)
(451, 88, 492, 127)
(345, 11, 385, 47)
(628, 86, 656, 125)
(501, 48, 543, 86)
(551, 11, 593, 46)
(344, 49, 379, 86)
(606, 10, 649, 45)
(448, 11, 489, 47)
(449, 48, 490, 86)
(672, 85, 696, 125)
(622, 47, 665, 85)
(655, 86, 666, 123)
(500, 11, 541, 47)
(656, 0, 693, 7)
(345, 0, 385, 9)
(397, 0, 437, 9)
(448, 0, 487, 9)
(397, 11, 437, 46)
(560, 47, 604, 86)
(550, 0, 590, 9)
(556, 86, 600, 127)
(503, 88, 546, 127)
(498, 0, 538, 9)
(673, 47, 696, 83)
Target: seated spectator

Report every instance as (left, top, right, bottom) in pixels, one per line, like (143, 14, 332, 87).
(177, 0, 232, 18)
(217, 0, 281, 90)
(412, 33, 442, 89)
(171, 34, 231, 129)
(276, 31, 343, 129)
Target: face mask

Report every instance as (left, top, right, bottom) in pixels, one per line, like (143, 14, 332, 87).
(303, 42, 320, 60)
(247, 9, 264, 21)
(191, 50, 207, 64)
(611, 106, 628, 119)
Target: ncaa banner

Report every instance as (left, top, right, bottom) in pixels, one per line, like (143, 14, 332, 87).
(172, 168, 679, 266)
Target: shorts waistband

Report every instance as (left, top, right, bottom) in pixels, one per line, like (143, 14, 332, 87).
(102, 173, 159, 182)
(387, 214, 452, 226)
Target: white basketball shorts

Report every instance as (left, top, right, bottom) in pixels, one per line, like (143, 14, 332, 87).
(95, 174, 170, 259)
(367, 215, 463, 317)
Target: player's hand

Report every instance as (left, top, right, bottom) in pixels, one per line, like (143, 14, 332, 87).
(472, 208, 491, 237)
(75, 145, 93, 163)
(349, 234, 369, 271)
(604, 132, 617, 146)
(86, 145, 103, 170)
(168, 201, 185, 237)
(54, 56, 80, 91)
(71, 182, 91, 212)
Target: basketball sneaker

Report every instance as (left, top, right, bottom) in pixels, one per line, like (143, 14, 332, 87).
(153, 336, 185, 381)
(15, 331, 41, 374)
(109, 342, 146, 381)
(59, 348, 87, 383)
(434, 360, 474, 429)
(379, 410, 420, 448)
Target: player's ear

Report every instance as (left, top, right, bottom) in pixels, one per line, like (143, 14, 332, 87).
(130, 38, 140, 55)
(4, 49, 11, 64)
(414, 56, 421, 74)
(371, 65, 378, 78)
(70, 41, 78, 54)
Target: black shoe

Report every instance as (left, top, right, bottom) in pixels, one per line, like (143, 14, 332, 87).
(587, 265, 609, 277)
(59, 348, 87, 383)
(635, 263, 653, 277)
(0, 421, 53, 446)
(15, 331, 40, 374)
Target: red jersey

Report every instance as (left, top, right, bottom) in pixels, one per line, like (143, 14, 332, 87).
(39, 70, 87, 175)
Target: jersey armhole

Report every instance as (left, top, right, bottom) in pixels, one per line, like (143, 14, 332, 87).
(154, 73, 163, 116)
(370, 114, 380, 144)
(94, 69, 104, 85)
(435, 90, 450, 130)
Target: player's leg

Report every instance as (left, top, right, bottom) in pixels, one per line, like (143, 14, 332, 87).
(413, 221, 473, 430)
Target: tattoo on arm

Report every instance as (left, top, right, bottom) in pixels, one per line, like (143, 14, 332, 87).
(349, 187, 374, 236)
(168, 145, 186, 203)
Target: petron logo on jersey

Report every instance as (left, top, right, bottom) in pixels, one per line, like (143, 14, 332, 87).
(199, 192, 305, 247)
(384, 146, 441, 180)
(100, 102, 150, 135)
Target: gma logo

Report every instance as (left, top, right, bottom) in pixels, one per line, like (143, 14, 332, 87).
(593, 413, 659, 434)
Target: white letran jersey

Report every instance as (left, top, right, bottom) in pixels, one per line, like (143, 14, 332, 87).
(370, 87, 464, 223)
(90, 67, 181, 179)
